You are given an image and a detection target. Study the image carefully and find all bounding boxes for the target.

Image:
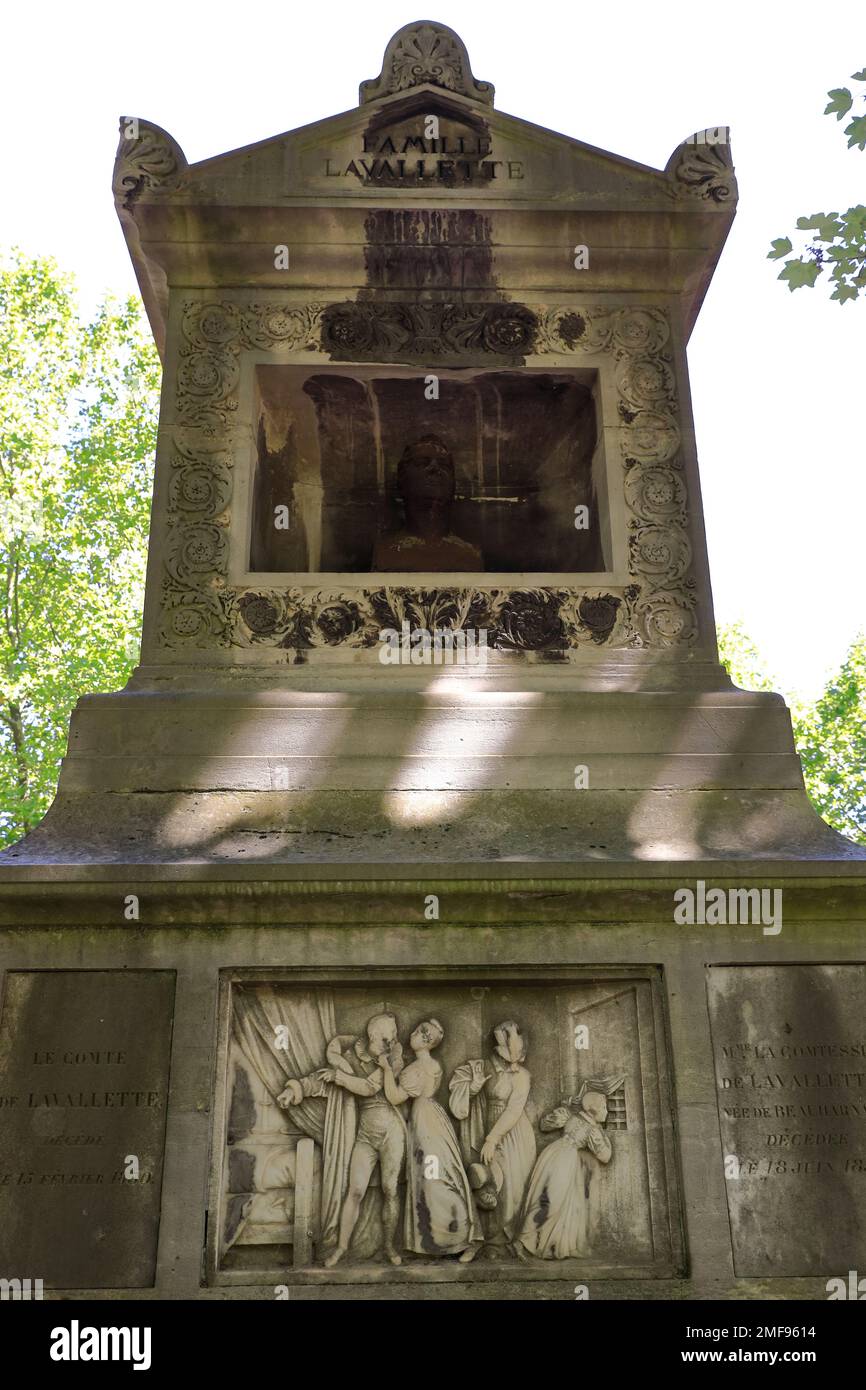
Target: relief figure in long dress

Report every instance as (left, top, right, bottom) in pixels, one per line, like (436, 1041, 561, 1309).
(449, 1019, 536, 1248)
(380, 1018, 483, 1261)
(516, 1089, 614, 1260)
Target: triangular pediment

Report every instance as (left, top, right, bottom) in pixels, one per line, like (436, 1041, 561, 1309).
(119, 86, 689, 212)
(112, 21, 737, 356)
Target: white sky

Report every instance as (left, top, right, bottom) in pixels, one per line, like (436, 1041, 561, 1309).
(3, 0, 864, 698)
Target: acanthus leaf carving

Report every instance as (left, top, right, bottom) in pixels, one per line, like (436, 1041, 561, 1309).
(360, 22, 494, 107)
(666, 139, 737, 204)
(320, 301, 539, 363)
(112, 119, 186, 211)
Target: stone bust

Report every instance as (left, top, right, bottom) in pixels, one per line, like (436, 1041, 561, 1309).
(372, 435, 483, 572)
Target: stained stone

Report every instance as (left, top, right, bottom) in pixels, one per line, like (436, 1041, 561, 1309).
(707, 964, 866, 1276)
(0, 971, 175, 1288)
(0, 19, 864, 1302)
(209, 971, 683, 1278)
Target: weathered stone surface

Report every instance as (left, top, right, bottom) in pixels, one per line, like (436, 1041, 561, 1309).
(0, 20, 850, 870)
(0, 19, 863, 1306)
(707, 964, 866, 1276)
(208, 969, 682, 1281)
(0, 970, 175, 1287)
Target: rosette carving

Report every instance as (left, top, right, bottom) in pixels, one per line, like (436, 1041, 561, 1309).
(161, 594, 226, 646)
(241, 304, 324, 352)
(622, 410, 681, 466)
(616, 355, 675, 411)
(629, 525, 691, 583)
(293, 596, 369, 649)
(165, 523, 227, 587)
(624, 466, 686, 523)
(634, 590, 698, 647)
(169, 446, 232, 521)
(493, 590, 566, 651)
(610, 308, 670, 355)
(176, 350, 240, 431)
(229, 590, 294, 645)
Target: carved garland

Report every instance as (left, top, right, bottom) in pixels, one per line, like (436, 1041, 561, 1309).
(161, 301, 696, 654)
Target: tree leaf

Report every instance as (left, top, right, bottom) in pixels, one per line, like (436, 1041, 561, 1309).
(830, 283, 859, 302)
(796, 212, 843, 240)
(778, 257, 821, 290)
(825, 86, 854, 119)
(768, 236, 793, 259)
(844, 113, 866, 150)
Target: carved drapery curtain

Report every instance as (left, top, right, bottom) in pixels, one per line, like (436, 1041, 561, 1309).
(228, 985, 379, 1258)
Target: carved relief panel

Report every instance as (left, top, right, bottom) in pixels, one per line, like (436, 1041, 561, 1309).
(207, 968, 683, 1284)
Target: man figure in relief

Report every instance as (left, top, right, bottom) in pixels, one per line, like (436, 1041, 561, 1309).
(278, 1011, 407, 1267)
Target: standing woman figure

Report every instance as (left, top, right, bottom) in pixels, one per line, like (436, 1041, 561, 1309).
(380, 1018, 483, 1262)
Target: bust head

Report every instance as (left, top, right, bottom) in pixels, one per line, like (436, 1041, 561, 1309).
(397, 435, 456, 522)
(371, 434, 483, 571)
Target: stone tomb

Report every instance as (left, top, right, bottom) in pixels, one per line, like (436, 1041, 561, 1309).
(0, 22, 864, 1299)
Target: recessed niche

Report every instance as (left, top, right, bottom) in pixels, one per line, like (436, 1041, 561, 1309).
(250, 365, 608, 574)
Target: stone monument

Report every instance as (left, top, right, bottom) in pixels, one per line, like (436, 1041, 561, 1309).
(0, 21, 864, 1300)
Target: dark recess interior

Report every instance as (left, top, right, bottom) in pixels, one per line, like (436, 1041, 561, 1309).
(250, 367, 605, 573)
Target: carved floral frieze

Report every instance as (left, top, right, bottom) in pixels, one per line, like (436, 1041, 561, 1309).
(161, 300, 697, 654)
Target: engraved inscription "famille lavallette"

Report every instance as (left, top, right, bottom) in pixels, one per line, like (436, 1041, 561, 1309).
(324, 134, 524, 181)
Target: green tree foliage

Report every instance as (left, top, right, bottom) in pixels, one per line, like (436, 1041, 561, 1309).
(0, 250, 160, 846)
(794, 635, 866, 843)
(714, 620, 777, 693)
(768, 69, 866, 302)
(718, 623, 866, 843)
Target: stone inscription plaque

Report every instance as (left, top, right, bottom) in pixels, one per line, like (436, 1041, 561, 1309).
(0, 970, 175, 1288)
(707, 964, 866, 1277)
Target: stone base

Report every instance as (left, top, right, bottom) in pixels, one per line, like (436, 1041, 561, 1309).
(3, 678, 860, 866)
(0, 869, 863, 1299)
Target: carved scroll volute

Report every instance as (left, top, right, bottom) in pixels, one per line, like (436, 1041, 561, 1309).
(112, 117, 187, 212)
(360, 21, 494, 106)
(665, 133, 737, 205)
